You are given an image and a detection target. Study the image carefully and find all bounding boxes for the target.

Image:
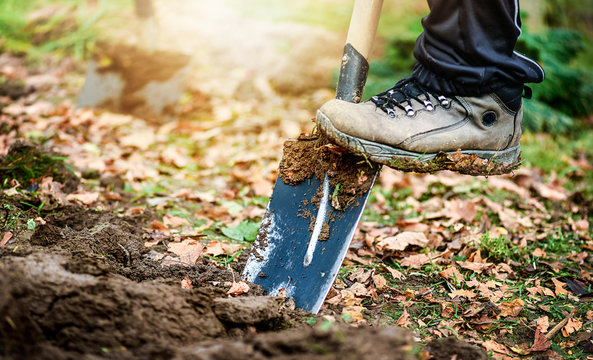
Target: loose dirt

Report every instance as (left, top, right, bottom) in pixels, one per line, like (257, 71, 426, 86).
(279, 133, 377, 210)
(0, 192, 425, 360)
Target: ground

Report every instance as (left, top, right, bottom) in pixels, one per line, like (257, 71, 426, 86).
(1, 1, 593, 359)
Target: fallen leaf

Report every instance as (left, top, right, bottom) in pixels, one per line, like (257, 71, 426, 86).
(163, 215, 189, 229)
(400, 254, 430, 269)
(551, 278, 570, 296)
(372, 274, 387, 290)
(181, 275, 193, 289)
(561, 317, 582, 337)
(150, 220, 170, 234)
(167, 240, 204, 265)
(533, 248, 547, 258)
(348, 268, 372, 283)
(396, 309, 412, 327)
(536, 316, 550, 334)
(449, 289, 477, 299)
(376, 231, 428, 251)
(499, 299, 524, 317)
(383, 266, 405, 280)
(204, 241, 242, 257)
(342, 306, 365, 322)
(66, 192, 101, 205)
(533, 182, 569, 201)
(1, 231, 13, 246)
(446, 199, 477, 223)
(227, 281, 250, 296)
(457, 261, 494, 274)
(119, 129, 156, 150)
(349, 282, 369, 297)
(529, 327, 551, 352)
(440, 266, 465, 283)
(482, 339, 513, 356)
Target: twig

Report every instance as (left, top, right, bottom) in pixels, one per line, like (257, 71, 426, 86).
(545, 309, 577, 340)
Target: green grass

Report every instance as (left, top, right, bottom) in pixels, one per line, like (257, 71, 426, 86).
(0, 0, 131, 61)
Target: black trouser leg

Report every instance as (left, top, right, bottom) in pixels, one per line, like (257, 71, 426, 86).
(412, 0, 545, 96)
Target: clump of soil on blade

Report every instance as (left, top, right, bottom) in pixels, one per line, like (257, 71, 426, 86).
(279, 133, 376, 210)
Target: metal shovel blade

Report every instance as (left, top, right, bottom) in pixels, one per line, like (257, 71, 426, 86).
(243, 171, 375, 314)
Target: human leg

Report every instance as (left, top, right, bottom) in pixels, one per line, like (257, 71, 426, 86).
(317, 0, 544, 174)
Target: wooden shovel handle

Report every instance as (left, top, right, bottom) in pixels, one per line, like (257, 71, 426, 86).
(346, 0, 384, 61)
(336, 0, 384, 103)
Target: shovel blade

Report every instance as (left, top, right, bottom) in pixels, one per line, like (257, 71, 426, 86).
(243, 171, 375, 314)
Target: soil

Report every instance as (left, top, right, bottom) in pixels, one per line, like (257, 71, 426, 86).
(0, 192, 427, 360)
(279, 133, 377, 210)
(425, 337, 488, 360)
(386, 150, 521, 176)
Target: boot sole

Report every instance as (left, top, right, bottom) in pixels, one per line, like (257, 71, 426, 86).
(316, 110, 521, 175)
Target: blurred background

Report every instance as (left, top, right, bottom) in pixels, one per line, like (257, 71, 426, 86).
(1, 0, 592, 133)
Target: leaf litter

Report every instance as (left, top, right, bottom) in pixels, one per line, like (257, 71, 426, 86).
(1, 12, 593, 359)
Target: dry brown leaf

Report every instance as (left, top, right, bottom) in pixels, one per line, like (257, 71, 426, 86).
(227, 281, 250, 296)
(457, 261, 494, 274)
(446, 199, 477, 223)
(573, 219, 589, 235)
(533, 182, 569, 201)
(342, 306, 365, 323)
(339, 290, 362, 306)
(561, 317, 582, 337)
(119, 129, 156, 150)
(440, 266, 464, 283)
(526, 285, 555, 298)
(533, 248, 547, 258)
(150, 220, 170, 234)
(1, 231, 13, 247)
(204, 241, 242, 257)
(536, 316, 550, 334)
(529, 328, 551, 353)
(349, 282, 369, 297)
(163, 215, 189, 229)
(551, 278, 570, 296)
(348, 268, 372, 283)
(482, 339, 513, 356)
(383, 266, 405, 280)
(167, 240, 204, 265)
(376, 231, 428, 252)
(396, 309, 412, 327)
(449, 289, 477, 299)
(181, 275, 193, 289)
(441, 302, 456, 318)
(499, 299, 525, 317)
(160, 146, 189, 168)
(400, 254, 430, 269)
(250, 178, 273, 197)
(498, 207, 534, 230)
(372, 274, 387, 290)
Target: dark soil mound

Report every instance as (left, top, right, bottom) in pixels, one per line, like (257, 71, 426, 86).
(0, 199, 422, 360)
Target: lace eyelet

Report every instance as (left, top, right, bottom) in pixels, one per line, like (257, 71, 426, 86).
(423, 100, 434, 111)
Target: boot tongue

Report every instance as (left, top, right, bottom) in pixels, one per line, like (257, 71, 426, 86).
(494, 84, 524, 112)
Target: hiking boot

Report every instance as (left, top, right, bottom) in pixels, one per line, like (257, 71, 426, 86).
(317, 77, 527, 174)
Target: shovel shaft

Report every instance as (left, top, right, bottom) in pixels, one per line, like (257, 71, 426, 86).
(336, 0, 384, 103)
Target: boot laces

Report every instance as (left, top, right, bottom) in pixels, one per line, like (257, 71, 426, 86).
(370, 78, 450, 117)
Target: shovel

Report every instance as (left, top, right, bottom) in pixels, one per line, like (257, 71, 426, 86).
(78, 0, 191, 121)
(243, 0, 384, 314)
